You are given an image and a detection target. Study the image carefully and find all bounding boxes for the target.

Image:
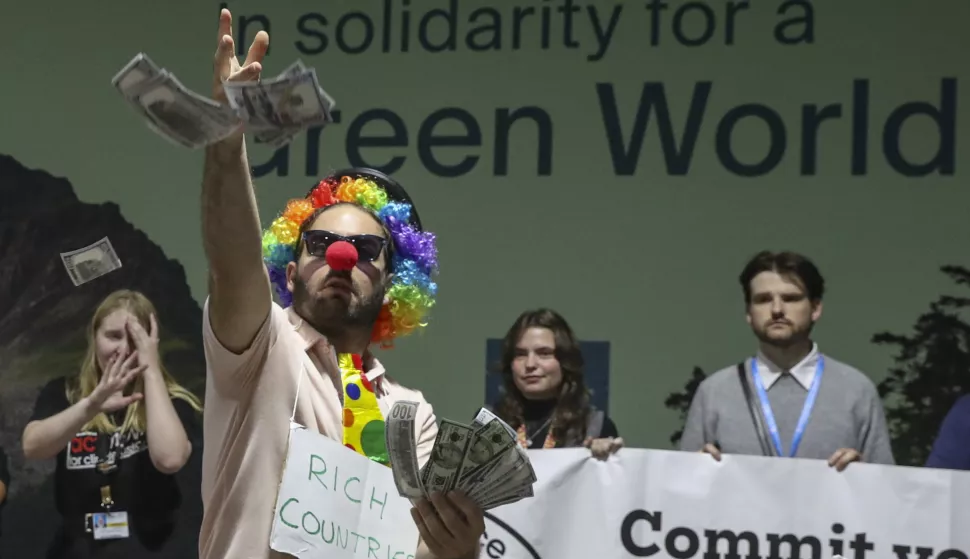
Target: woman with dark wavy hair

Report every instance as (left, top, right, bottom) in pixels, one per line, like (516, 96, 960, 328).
(493, 309, 622, 459)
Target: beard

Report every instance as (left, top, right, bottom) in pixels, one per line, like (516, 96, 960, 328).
(753, 320, 811, 348)
(292, 273, 385, 339)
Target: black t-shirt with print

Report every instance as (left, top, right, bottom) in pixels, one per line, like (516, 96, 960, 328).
(30, 377, 199, 559)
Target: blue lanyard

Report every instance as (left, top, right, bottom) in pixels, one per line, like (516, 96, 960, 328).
(750, 356, 824, 457)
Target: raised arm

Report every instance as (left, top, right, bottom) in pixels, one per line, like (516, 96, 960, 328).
(203, 8, 272, 354)
(23, 355, 144, 461)
(129, 314, 192, 474)
(23, 397, 101, 461)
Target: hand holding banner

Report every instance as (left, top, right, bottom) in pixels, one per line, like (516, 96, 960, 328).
(483, 448, 970, 559)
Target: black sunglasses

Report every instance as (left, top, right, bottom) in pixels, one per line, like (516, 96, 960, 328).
(302, 230, 387, 262)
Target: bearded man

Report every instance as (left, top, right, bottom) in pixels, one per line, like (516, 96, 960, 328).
(196, 9, 483, 559)
(680, 251, 894, 471)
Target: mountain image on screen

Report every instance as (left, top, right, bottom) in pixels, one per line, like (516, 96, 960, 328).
(0, 153, 206, 558)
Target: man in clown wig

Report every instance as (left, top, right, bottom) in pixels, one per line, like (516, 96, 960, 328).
(196, 10, 483, 559)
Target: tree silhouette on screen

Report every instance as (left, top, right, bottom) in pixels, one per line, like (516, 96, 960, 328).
(665, 366, 708, 446)
(874, 265, 970, 467)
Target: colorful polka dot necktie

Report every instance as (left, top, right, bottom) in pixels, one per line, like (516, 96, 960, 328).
(339, 353, 390, 466)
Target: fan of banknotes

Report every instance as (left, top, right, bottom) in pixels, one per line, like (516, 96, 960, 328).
(111, 53, 335, 149)
(387, 402, 537, 511)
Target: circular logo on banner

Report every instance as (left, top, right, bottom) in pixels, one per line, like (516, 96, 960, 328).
(482, 512, 541, 559)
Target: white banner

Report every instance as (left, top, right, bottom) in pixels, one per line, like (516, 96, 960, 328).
(270, 425, 419, 559)
(483, 449, 970, 559)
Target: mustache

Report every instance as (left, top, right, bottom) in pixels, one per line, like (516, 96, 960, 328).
(322, 271, 360, 296)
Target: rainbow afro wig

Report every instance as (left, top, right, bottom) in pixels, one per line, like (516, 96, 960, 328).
(260, 168, 439, 347)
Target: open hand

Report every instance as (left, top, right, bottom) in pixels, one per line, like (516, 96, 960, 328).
(828, 448, 863, 472)
(411, 491, 484, 559)
(89, 351, 145, 413)
(584, 436, 623, 460)
(212, 8, 269, 103)
(126, 313, 160, 371)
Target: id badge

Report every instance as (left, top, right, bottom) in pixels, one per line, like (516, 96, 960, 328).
(88, 511, 129, 540)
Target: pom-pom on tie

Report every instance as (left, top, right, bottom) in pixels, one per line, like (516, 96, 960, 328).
(326, 241, 358, 271)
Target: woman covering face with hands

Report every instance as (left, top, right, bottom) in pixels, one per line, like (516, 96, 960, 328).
(21, 289, 202, 559)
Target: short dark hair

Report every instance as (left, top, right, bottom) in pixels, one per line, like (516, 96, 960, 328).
(739, 250, 825, 304)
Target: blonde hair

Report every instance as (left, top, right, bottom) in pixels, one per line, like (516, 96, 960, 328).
(67, 289, 203, 434)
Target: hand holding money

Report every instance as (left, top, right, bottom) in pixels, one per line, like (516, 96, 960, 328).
(221, 60, 335, 148)
(112, 9, 335, 149)
(111, 53, 242, 149)
(212, 8, 267, 105)
(386, 403, 537, 511)
(411, 491, 484, 559)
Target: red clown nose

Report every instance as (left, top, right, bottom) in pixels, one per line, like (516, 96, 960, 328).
(325, 241, 358, 271)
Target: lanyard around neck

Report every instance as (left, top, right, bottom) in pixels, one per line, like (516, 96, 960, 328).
(516, 419, 557, 449)
(750, 356, 824, 457)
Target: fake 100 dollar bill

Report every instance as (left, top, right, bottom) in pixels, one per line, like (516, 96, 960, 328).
(386, 403, 536, 510)
(112, 53, 335, 149)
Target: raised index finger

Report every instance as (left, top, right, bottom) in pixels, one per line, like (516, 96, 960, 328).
(217, 8, 232, 44)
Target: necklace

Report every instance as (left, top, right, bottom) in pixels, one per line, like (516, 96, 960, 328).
(525, 416, 553, 445)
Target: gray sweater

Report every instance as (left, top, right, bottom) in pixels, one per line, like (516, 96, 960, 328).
(680, 355, 895, 465)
